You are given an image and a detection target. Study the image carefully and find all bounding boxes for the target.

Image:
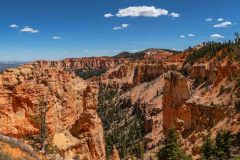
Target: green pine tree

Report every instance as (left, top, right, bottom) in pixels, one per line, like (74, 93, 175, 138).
(215, 130, 232, 160)
(235, 100, 240, 112)
(235, 132, 240, 146)
(135, 142, 144, 160)
(201, 134, 215, 160)
(157, 128, 192, 160)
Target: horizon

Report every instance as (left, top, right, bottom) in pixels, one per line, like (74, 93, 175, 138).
(0, 0, 240, 61)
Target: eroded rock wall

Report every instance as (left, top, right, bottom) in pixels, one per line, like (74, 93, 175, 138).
(0, 64, 105, 160)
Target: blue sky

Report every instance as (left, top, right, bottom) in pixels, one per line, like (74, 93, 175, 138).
(0, 0, 239, 61)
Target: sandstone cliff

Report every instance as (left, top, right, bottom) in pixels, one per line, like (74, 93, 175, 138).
(0, 64, 105, 160)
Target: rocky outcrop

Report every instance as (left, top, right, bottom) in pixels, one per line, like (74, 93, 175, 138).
(120, 71, 191, 149)
(0, 64, 105, 160)
(188, 58, 239, 85)
(132, 63, 166, 85)
(162, 71, 191, 134)
(99, 61, 180, 91)
(34, 57, 124, 70)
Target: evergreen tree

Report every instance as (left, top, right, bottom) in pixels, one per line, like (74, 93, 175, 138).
(120, 138, 127, 158)
(157, 128, 191, 160)
(235, 100, 240, 112)
(235, 32, 240, 44)
(201, 134, 215, 160)
(235, 132, 240, 146)
(135, 142, 144, 160)
(215, 130, 232, 160)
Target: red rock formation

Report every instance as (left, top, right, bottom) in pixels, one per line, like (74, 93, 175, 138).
(116, 64, 239, 159)
(0, 64, 105, 160)
(34, 57, 125, 70)
(188, 57, 239, 85)
(162, 71, 191, 134)
(0, 47, 239, 160)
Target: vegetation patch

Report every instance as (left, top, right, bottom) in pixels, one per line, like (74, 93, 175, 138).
(74, 68, 107, 79)
(186, 33, 240, 64)
(201, 130, 239, 160)
(235, 100, 240, 112)
(97, 84, 145, 159)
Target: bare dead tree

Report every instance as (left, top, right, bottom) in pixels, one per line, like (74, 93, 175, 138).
(36, 96, 49, 154)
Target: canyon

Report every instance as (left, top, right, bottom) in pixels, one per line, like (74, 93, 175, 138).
(0, 44, 239, 160)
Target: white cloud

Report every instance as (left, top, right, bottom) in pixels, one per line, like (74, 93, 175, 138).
(169, 12, 180, 18)
(214, 21, 232, 28)
(52, 36, 61, 40)
(113, 24, 129, 30)
(210, 34, 225, 39)
(104, 13, 114, 18)
(205, 18, 213, 22)
(217, 18, 224, 22)
(180, 35, 185, 38)
(84, 50, 89, 53)
(113, 26, 122, 30)
(122, 24, 128, 28)
(20, 26, 39, 33)
(188, 34, 195, 37)
(9, 24, 19, 28)
(116, 6, 168, 17)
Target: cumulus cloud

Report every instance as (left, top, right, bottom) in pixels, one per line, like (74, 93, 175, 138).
(122, 24, 128, 28)
(52, 36, 61, 40)
(104, 13, 114, 18)
(217, 18, 224, 22)
(20, 26, 39, 33)
(9, 24, 19, 28)
(169, 12, 180, 18)
(180, 35, 185, 38)
(116, 6, 168, 17)
(205, 18, 213, 22)
(210, 34, 225, 39)
(214, 21, 232, 28)
(113, 24, 129, 30)
(188, 34, 195, 37)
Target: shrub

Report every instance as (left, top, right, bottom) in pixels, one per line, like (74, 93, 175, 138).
(220, 85, 226, 94)
(0, 151, 12, 160)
